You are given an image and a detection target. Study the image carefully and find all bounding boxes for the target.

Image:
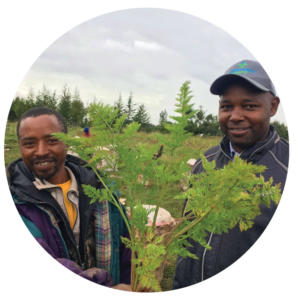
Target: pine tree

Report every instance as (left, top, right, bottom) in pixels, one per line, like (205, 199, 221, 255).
(159, 109, 168, 125)
(58, 85, 72, 125)
(114, 93, 125, 119)
(8, 94, 36, 121)
(271, 121, 288, 140)
(35, 85, 57, 109)
(157, 109, 170, 133)
(133, 104, 150, 125)
(124, 92, 136, 123)
(70, 88, 86, 126)
(9, 97, 26, 121)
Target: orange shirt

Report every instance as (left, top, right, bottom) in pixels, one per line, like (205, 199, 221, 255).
(57, 180, 77, 229)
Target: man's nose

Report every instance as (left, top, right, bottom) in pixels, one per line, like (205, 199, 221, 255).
(229, 107, 244, 121)
(35, 141, 49, 156)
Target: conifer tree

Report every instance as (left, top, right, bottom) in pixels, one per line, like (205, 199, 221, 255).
(133, 104, 150, 125)
(271, 120, 288, 140)
(159, 109, 168, 125)
(114, 93, 125, 119)
(71, 88, 86, 126)
(58, 85, 72, 125)
(35, 85, 58, 109)
(9, 93, 35, 121)
(9, 97, 28, 121)
(124, 92, 136, 123)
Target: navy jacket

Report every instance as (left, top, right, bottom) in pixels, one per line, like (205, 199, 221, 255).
(173, 127, 288, 289)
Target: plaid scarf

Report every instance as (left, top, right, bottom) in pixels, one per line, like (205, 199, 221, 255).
(94, 199, 112, 273)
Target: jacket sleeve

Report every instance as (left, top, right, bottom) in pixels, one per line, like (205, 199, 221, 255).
(173, 201, 278, 289)
(19, 206, 115, 286)
(56, 258, 114, 286)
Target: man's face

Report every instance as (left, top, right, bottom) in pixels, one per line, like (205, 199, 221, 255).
(18, 114, 68, 184)
(218, 85, 279, 153)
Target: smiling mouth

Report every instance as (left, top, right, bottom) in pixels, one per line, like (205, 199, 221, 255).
(36, 161, 50, 166)
(229, 128, 249, 131)
(34, 160, 54, 165)
(33, 159, 56, 170)
(228, 127, 250, 135)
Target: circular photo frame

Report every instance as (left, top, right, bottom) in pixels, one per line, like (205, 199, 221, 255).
(2, 4, 293, 299)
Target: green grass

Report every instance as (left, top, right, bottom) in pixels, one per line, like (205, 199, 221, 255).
(4, 122, 20, 166)
(4, 122, 221, 291)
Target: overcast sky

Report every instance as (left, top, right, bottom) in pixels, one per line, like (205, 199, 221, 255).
(17, 8, 285, 124)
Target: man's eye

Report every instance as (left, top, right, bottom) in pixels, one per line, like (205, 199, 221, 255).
(245, 104, 257, 109)
(220, 105, 232, 110)
(22, 141, 35, 147)
(48, 138, 59, 144)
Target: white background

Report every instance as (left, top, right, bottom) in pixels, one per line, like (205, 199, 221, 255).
(1, 1, 295, 299)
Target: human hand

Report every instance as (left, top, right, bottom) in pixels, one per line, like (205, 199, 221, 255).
(112, 284, 152, 292)
(111, 284, 132, 291)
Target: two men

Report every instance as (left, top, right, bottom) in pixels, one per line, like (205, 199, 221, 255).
(8, 59, 288, 290)
(7, 107, 131, 288)
(173, 60, 289, 288)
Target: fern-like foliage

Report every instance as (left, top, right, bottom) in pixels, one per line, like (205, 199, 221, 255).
(53, 82, 282, 292)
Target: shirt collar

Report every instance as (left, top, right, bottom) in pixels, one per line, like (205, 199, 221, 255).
(229, 142, 241, 160)
(32, 166, 79, 196)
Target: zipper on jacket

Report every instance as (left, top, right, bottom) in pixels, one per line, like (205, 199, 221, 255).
(219, 146, 232, 161)
(201, 231, 214, 281)
(21, 194, 83, 265)
(44, 201, 82, 264)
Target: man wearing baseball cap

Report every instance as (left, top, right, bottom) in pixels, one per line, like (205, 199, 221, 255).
(173, 60, 289, 289)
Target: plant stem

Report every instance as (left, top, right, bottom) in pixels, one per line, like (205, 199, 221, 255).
(174, 207, 213, 239)
(165, 206, 214, 248)
(151, 164, 168, 230)
(131, 250, 137, 291)
(151, 205, 159, 230)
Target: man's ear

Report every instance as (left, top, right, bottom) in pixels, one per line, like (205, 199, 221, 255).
(270, 96, 280, 117)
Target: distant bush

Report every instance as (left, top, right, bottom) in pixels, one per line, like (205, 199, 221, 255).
(271, 121, 288, 140)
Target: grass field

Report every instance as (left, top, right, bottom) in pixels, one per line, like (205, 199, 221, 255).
(4, 121, 221, 290)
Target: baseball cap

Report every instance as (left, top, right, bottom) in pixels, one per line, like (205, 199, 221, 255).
(210, 60, 277, 96)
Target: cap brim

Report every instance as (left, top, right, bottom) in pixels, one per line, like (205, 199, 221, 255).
(210, 74, 270, 95)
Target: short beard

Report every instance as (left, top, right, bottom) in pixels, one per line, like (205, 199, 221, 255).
(226, 133, 255, 152)
(34, 166, 59, 182)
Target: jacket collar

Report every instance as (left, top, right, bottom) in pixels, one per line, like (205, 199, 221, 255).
(32, 166, 79, 197)
(220, 126, 279, 163)
(8, 154, 97, 205)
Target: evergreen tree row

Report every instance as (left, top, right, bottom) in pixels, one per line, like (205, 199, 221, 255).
(8, 84, 288, 139)
(9, 85, 87, 127)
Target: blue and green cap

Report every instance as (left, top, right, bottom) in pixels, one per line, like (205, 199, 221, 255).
(210, 60, 277, 96)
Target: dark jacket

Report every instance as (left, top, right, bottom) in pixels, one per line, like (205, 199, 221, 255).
(7, 154, 131, 286)
(173, 127, 289, 289)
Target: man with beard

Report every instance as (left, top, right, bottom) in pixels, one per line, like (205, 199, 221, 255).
(173, 60, 289, 288)
(7, 107, 131, 290)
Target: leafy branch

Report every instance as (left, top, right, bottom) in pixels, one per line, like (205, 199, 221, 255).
(53, 81, 281, 291)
